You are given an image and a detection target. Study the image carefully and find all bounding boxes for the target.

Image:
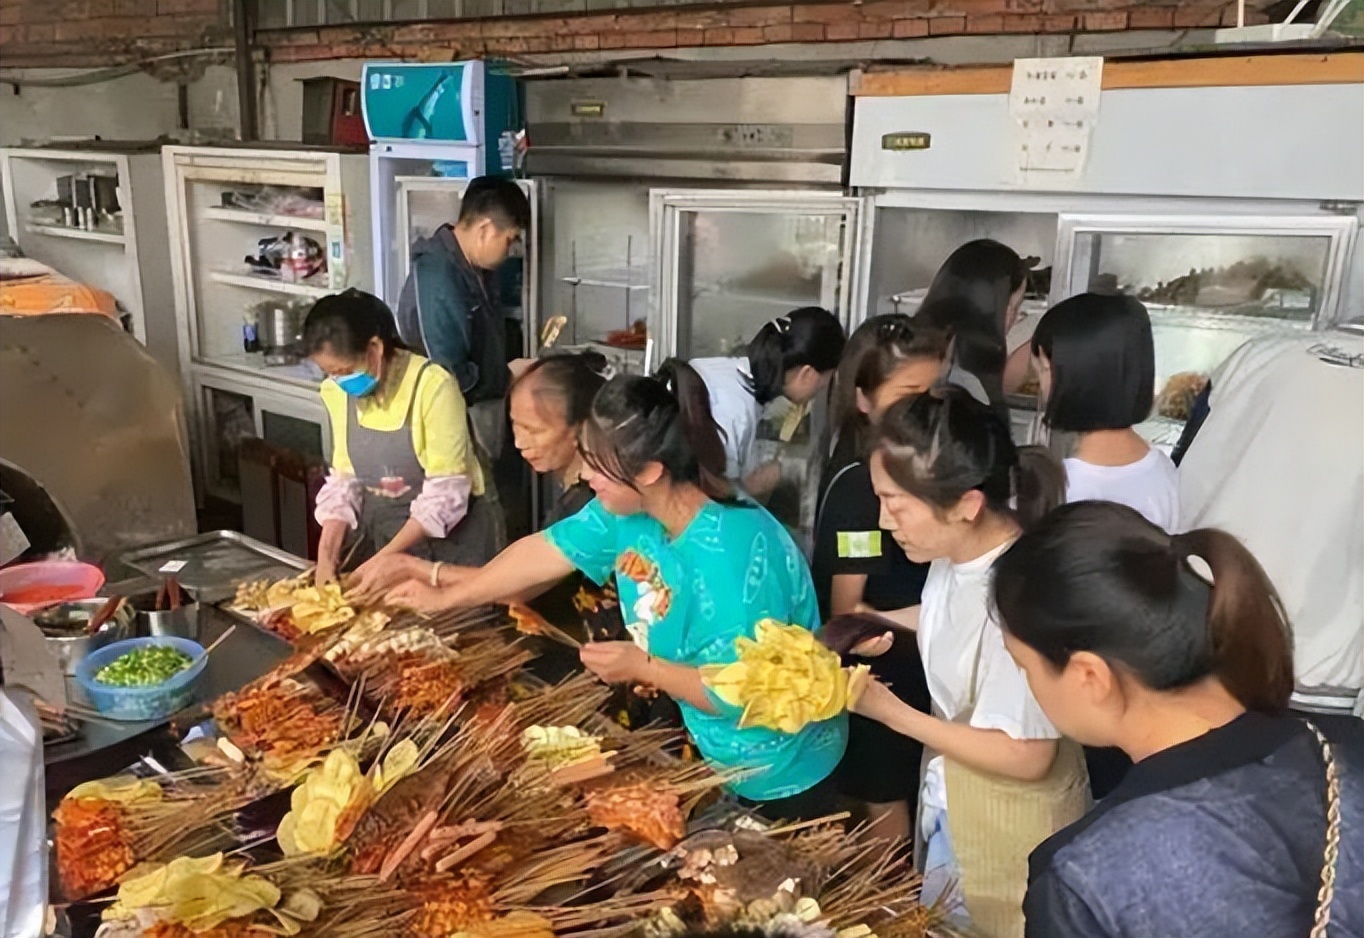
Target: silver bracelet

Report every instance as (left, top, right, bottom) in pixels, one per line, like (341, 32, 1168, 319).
(429, 561, 444, 587)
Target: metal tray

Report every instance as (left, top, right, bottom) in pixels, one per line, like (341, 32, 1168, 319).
(115, 531, 308, 604)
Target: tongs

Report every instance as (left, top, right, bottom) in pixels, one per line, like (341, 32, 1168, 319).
(156, 576, 187, 611)
(84, 596, 125, 635)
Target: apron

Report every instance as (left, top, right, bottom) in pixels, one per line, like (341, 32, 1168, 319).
(344, 360, 501, 568)
(919, 613, 1090, 938)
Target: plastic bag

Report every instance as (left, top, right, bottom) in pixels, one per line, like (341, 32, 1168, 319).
(0, 689, 47, 938)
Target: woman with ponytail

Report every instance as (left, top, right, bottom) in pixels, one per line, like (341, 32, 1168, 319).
(691, 306, 846, 494)
(387, 359, 848, 819)
(848, 387, 1083, 937)
(996, 501, 1362, 938)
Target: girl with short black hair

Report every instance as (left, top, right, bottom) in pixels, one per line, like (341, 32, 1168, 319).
(304, 289, 499, 585)
(848, 388, 1084, 936)
(995, 501, 1363, 938)
(386, 359, 848, 820)
(1031, 292, 1178, 531)
(691, 306, 847, 493)
(1030, 291, 1178, 798)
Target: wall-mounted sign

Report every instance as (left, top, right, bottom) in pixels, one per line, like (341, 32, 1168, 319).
(571, 101, 606, 118)
(882, 132, 931, 151)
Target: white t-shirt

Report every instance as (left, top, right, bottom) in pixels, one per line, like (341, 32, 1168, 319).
(1065, 448, 1180, 531)
(1179, 331, 1363, 697)
(918, 541, 1060, 815)
(690, 356, 759, 481)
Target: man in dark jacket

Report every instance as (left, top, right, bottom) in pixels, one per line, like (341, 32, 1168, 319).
(394, 175, 531, 460)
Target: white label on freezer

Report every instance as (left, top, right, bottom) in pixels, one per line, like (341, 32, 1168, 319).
(159, 560, 188, 573)
(1009, 57, 1103, 184)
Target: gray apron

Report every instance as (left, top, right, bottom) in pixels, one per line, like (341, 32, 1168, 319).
(344, 360, 501, 568)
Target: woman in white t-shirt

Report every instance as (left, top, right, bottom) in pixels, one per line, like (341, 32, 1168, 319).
(690, 306, 846, 495)
(850, 389, 1087, 937)
(1031, 293, 1178, 531)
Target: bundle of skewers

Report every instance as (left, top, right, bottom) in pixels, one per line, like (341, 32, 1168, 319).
(328, 624, 534, 723)
(232, 572, 388, 644)
(53, 769, 260, 901)
(211, 674, 356, 782)
(92, 855, 411, 938)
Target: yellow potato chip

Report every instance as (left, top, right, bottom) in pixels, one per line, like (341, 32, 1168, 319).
(67, 776, 163, 804)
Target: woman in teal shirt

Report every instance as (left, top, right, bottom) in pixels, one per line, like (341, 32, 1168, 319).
(388, 360, 848, 819)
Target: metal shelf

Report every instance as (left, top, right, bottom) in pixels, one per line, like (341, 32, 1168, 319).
(693, 286, 818, 308)
(24, 223, 125, 245)
(202, 206, 328, 232)
(561, 264, 651, 291)
(197, 352, 325, 390)
(207, 269, 333, 299)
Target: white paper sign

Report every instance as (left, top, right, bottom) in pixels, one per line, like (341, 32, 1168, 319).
(159, 559, 188, 574)
(1009, 57, 1104, 182)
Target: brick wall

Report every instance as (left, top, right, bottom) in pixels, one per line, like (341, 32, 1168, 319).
(0, 0, 231, 67)
(0, 0, 1266, 68)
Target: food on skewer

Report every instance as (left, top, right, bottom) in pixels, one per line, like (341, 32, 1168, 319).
(234, 574, 384, 642)
(585, 780, 686, 850)
(212, 678, 349, 777)
(54, 773, 254, 901)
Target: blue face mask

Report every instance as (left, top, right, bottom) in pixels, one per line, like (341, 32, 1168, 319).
(336, 370, 379, 397)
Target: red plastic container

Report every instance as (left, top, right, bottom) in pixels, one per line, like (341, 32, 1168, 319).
(0, 561, 105, 615)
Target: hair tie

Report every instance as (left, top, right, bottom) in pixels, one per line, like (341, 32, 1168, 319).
(595, 362, 617, 381)
(772, 315, 792, 335)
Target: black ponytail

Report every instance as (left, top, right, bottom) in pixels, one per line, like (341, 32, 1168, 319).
(746, 306, 847, 405)
(874, 387, 1062, 526)
(994, 502, 1294, 713)
(582, 358, 732, 501)
(303, 288, 406, 360)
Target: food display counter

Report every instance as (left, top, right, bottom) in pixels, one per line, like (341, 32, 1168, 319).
(21, 524, 948, 938)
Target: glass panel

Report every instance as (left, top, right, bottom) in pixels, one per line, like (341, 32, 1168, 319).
(1075, 230, 1332, 418)
(545, 180, 650, 371)
(1078, 231, 1332, 321)
(206, 387, 256, 499)
(406, 186, 462, 247)
(395, 183, 463, 299)
(866, 208, 1058, 317)
(262, 410, 325, 464)
(676, 210, 846, 360)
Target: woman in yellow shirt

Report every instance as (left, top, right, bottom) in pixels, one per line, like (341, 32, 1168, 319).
(305, 289, 500, 584)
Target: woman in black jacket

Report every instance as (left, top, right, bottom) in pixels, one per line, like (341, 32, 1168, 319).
(993, 502, 1362, 938)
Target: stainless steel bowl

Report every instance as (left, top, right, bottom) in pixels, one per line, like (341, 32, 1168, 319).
(34, 599, 136, 675)
(138, 603, 201, 640)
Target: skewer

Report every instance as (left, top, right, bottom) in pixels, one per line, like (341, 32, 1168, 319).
(199, 624, 237, 659)
(58, 703, 129, 726)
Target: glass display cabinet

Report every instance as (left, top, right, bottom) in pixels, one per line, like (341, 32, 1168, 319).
(1054, 213, 1358, 442)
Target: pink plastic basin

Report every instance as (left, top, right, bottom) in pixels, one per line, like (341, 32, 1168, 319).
(0, 561, 106, 615)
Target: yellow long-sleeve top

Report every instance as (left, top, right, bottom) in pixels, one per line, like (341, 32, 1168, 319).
(314, 352, 484, 537)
